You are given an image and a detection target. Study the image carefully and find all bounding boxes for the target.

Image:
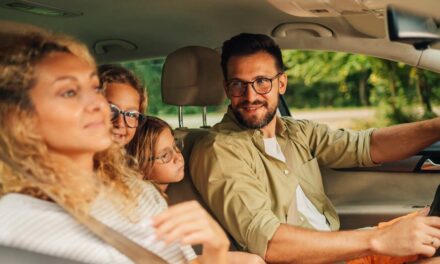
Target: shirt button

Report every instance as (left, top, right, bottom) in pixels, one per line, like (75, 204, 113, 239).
(284, 169, 289, 175)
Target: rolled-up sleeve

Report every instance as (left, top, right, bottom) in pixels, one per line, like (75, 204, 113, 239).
(190, 135, 280, 258)
(298, 120, 377, 168)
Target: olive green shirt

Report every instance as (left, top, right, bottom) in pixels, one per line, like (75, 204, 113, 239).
(190, 108, 376, 258)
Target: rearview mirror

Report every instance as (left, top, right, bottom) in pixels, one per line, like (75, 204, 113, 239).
(387, 6, 440, 50)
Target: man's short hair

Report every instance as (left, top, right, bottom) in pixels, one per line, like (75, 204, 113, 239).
(220, 33, 284, 79)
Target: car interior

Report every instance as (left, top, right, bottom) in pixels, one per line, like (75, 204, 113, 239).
(1, 0, 440, 262)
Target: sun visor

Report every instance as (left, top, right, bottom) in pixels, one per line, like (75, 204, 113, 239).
(266, 0, 384, 18)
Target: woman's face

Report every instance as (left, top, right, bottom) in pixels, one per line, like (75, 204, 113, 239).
(104, 83, 140, 146)
(148, 128, 184, 186)
(30, 52, 112, 159)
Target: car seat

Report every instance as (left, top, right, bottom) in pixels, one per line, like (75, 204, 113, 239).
(161, 46, 239, 251)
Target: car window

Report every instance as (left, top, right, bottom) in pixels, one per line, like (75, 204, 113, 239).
(120, 50, 439, 130)
(282, 50, 440, 130)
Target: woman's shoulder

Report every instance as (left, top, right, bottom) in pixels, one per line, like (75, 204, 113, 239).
(0, 193, 124, 263)
(128, 177, 168, 210)
(91, 177, 167, 222)
(0, 193, 69, 221)
(138, 180, 168, 212)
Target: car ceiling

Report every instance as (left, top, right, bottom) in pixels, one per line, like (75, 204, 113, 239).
(1, 0, 440, 72)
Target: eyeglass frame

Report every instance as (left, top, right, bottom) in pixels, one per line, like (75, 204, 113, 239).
(226, 72, 283, 97)
(109, 103, 143, 128)
(149, 139, 184, 164)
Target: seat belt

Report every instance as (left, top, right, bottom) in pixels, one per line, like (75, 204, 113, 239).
(60, 204, 168, 264)
(0, 151, 168, 264)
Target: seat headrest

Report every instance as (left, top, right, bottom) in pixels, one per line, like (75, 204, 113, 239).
(161, 46, 226, 106)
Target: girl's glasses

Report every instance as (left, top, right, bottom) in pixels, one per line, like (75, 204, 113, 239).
(150, 139, 184, 164)
(109, 103, 142, 128)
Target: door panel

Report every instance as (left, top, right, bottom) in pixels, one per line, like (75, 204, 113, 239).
(322, 163, 440, 230)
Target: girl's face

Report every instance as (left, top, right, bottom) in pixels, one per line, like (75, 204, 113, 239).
(104, 83, 140, 146)
(30, 52, 112, 161)
(148, 128, 184, 188)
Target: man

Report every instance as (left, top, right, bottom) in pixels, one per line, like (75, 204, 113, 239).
(190, 33, 440, 263)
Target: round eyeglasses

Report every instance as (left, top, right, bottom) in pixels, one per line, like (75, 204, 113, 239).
(226, 72, 282, 97)
(149, 139, 184, 164)
(109, 103, 142, 128)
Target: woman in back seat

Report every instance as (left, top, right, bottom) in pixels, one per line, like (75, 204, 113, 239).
(0, 31, 230, 264)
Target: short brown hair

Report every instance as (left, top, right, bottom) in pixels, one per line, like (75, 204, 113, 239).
(221, 33, 284, 79)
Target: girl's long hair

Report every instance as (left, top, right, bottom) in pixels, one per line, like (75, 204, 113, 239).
(125, 116, 173, 200)
(125, 116, 173, 181)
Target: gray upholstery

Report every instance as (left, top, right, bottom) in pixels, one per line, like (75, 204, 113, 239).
(161, 46, 226, 106)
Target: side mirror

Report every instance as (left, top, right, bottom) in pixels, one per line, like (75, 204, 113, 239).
(387, 6, 440, 50)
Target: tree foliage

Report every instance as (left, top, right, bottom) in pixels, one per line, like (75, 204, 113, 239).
(120, 50, 440, 126)
(283, 50, 440, 125)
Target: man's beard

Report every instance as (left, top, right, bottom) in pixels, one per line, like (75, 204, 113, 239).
(232, 99, 277, 129)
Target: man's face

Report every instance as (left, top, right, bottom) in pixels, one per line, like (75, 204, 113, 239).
(225, 52, 287, 129)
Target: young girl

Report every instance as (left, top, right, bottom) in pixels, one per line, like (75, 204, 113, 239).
(99, 64, 147, 146)
(0, 31, 229, 264)
(126, 116, 266, 264)
(126, 116, 183, 192)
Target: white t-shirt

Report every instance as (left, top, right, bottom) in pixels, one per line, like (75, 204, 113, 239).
(0, 181, 197, 264)
(263, 137, 331, 231)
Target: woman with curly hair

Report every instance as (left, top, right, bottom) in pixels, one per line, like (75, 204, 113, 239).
(0, 31, 229, 264)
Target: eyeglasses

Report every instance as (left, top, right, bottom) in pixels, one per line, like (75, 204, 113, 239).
(109, 103, 142, 128)
(226, 72, 282, 97)
(149, 139, 184, 164)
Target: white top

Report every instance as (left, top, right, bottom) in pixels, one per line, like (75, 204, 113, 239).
(263, 137, 331, 231)
(0, 181, 197, 264)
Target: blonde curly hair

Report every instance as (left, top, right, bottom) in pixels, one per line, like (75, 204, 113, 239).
(0, 31, 140, 215)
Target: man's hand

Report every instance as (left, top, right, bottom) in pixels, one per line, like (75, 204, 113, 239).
(370, 208, 440, 257)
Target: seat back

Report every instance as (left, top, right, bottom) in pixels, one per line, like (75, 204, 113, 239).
(166, 128, 209, 207)
(162, 46, 225, 207)
(161, 46, 239, 251)
(161, 46, 226, 107)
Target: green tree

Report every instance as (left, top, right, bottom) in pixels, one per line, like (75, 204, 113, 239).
(283, 50, 440, 126)
(410, 67, 438, 119)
